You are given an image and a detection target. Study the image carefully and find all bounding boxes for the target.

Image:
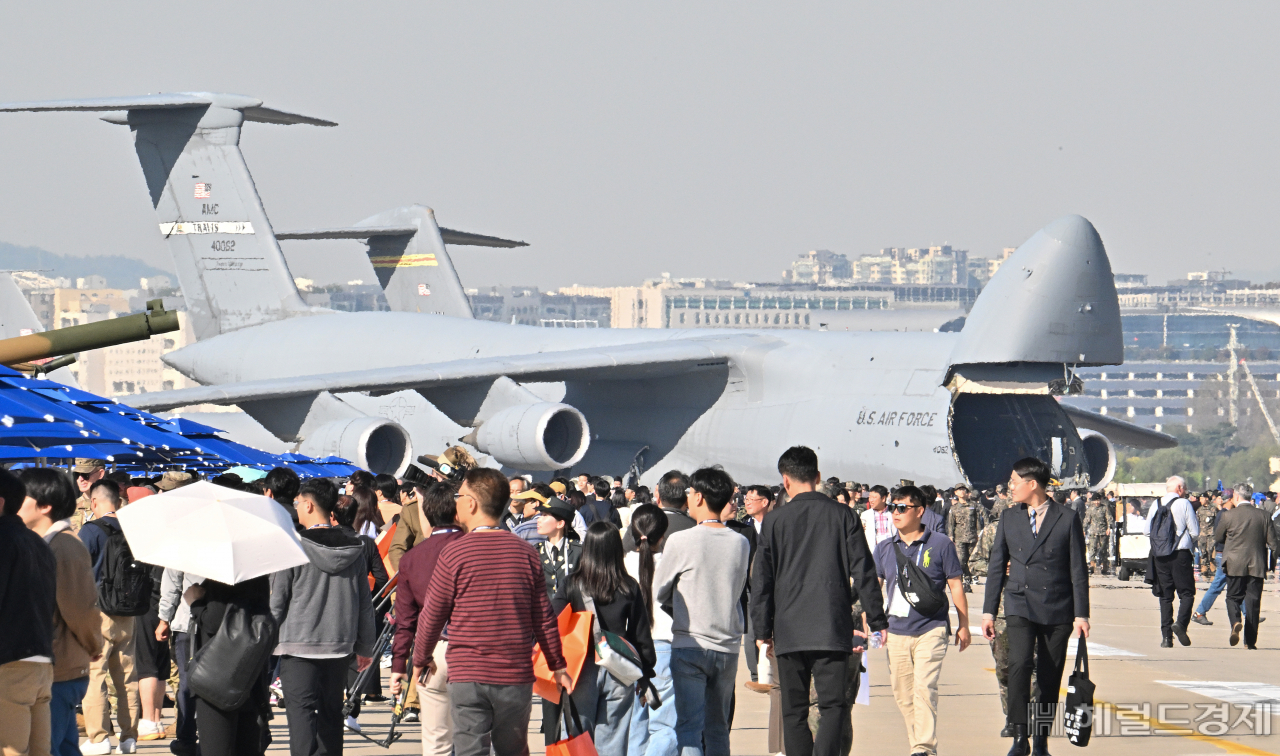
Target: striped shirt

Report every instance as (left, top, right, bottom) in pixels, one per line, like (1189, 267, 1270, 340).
(415, 530, 566, 684)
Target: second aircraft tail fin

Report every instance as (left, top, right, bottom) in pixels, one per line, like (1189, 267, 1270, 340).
(275, 204, 527, 318)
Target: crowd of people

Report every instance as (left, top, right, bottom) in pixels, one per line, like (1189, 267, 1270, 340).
(2, 448, 1277, 756)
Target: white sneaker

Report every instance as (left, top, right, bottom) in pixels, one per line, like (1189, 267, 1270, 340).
(137, 719, 163, 741)
(380, 655, 393, 669)
(116, 738, 137, 754)
(345, 716, 361, 732)
(80, 740, 112, 756)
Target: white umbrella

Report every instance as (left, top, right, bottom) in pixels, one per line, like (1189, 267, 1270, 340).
(116, 480, 309, 584)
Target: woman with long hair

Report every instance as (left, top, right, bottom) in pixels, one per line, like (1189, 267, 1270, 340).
(623, 504, 674, 755)
(349, 486, 384, 539)
(550, 521, 656, 753)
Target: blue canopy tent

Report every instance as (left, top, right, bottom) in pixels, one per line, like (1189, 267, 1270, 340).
(0, 367, 365, 477)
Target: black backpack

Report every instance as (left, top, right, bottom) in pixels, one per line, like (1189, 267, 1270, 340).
(1148, 499, 1182, 558)
(88, 519, 152, 616)
(188, 604, 277, 711)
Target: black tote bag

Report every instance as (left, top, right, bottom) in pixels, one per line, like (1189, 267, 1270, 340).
(188, 604, 277, 712)
(1063, 636, 1095, 746)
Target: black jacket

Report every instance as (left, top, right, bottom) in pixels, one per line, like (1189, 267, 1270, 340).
(726, 519, 758, 621)
(552, 578, 656, 682)
(622, 506, 696, 551)
(536, 539, 582, 605)
(0, 515, 56, 666)
(581, 498, 622, 529)
(983, 501, 1090, 625)
(750, 492, 888, 655)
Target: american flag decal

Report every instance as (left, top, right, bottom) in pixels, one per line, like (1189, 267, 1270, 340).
(194, 183, 211, 199)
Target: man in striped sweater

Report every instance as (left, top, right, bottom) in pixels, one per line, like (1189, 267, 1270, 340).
(415, 468, 572, 756)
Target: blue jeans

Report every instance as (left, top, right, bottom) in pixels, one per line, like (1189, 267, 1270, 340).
(1196, 553, 1226, 616)
(565, 661, 634, 756)
(670, 646, 737, 756)
(51, 677, 89, 756)
(631, 640, 677, 756)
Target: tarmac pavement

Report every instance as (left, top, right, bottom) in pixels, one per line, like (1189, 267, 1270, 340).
(122, 571, 1279, 755)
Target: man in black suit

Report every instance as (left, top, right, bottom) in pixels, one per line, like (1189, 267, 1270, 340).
(752, 447, 888, 756)
(981, 457, 1090, 756)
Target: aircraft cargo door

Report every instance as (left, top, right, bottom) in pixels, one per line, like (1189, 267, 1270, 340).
(949, 393, 1091, 490)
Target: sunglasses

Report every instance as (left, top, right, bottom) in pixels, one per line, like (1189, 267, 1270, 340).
(889, 503, 922, 514)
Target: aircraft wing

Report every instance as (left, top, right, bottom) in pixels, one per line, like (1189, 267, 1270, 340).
(130, 335, 758, 412)
(275, 226, 527, 247)
(1059, 402, 1178, 449)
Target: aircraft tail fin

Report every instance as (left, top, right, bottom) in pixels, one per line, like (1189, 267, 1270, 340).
(0, 93, 335, 340)
(276, 205, 525, 318)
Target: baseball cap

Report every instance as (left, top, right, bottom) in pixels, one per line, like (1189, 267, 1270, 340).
(72, 458, 105, 474)
(511, 489, 550, 505)
(548, 481, 567, 495)
(156, 471, 194, 491)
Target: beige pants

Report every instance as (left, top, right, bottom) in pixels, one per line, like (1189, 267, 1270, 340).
(83, 614, 140, 744)
(415, 641, 452, 756)
(0, 661, 52, 756)
(887, 627, 949, 756)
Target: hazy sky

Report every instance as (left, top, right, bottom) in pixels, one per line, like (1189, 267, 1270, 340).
(2, 3, 1279, 290)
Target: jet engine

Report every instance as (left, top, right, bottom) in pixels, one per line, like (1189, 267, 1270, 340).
(298, 415, 412, 476)
(473, 402, 589, 471)
(1077, 429, 1116, 490)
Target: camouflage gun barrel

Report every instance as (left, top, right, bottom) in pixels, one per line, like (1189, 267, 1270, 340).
(0, 299, 180, 367)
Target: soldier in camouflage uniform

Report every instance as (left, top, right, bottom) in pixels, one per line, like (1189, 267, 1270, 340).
(968, 499, 1037, 735)
(1196, 494, 1219, 579)
(946, 485, 982, 591)
(1084, 492, 1113, 574)
(69, 457, 105, 533)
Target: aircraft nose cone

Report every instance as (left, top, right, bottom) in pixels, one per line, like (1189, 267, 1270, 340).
(1041, 214, 1103, 252)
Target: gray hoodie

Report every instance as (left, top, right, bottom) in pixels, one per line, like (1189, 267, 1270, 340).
(270, 527, 376, 657)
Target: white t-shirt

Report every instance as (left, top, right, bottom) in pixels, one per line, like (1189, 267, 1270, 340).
(624, 550, 673, 642)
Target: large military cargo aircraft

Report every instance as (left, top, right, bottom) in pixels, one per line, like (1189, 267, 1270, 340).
(0, 92, 1175, 486)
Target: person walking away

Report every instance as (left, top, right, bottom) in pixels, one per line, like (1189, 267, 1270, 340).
(1144, 476, 1199, 648)
(945, 485, 981, 592)
(741, 485, 776, 692)
(624, 505, 676, 756)
(550, 522, 656, 753)
(186, 576, 273, 756)
(1215, 482, 1279, 649)
(331, 495, 390, 731)
(79, 480, 144, 755)
(752, 448, 888, 756)
(1193, 492, 1234, 626)
(13, 469, 99, 756)
(270, 478, 376, 756)
(582, 478, 623, 528)
(654, 467, 749, 756)
(388, 481, 465, 756)
(981, 457, 1089, 756)
(860, 485, 894, 555)
(876, 486, 970, 756)
(414, 468, 572, 756)
(156, 569, 202, 756)
(623, 470, 695, 551)
(0, 469, 57, 756)
(263, 467, 302, 532)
